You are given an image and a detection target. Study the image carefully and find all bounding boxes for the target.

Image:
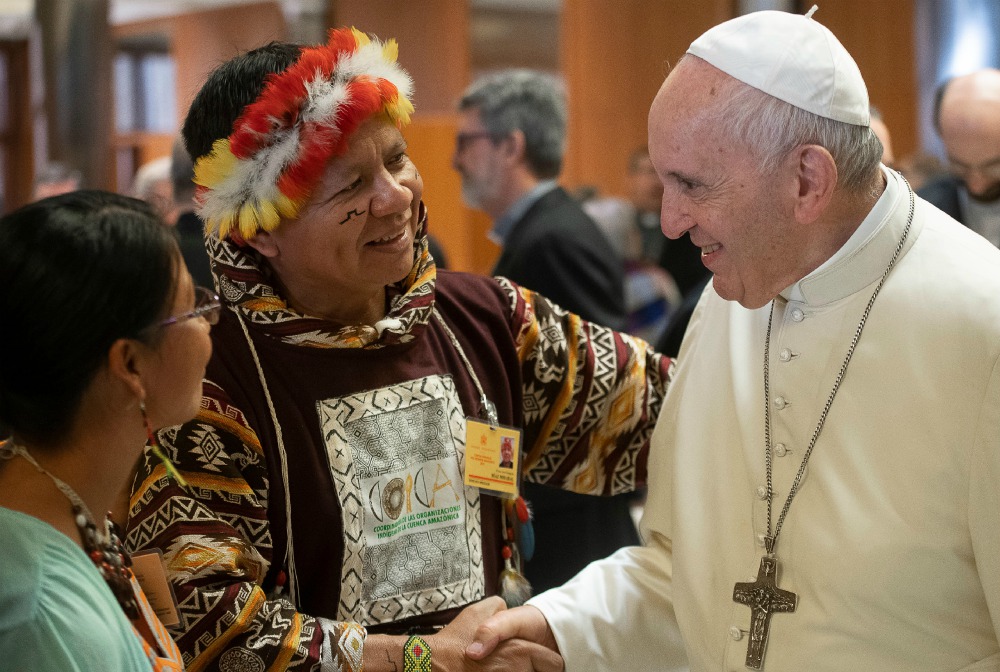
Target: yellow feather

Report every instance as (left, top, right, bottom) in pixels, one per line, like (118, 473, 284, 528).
(389, 96, 414, 126)
(194, 139, 237, 187)
(258, 200, 281, 232)
(238, 202, 260, 240)
(350, 27, 370, 48)
(382, 39, 399, 63)
(217, 211, 237, 239)
(275, 193, 300, 219)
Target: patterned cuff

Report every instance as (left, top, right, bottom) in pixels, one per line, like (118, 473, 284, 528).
(318, 619, 366, 672)
(403, 635, 432, 672)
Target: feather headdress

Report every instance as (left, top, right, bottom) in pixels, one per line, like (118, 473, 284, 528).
(193, 27, 414, 239)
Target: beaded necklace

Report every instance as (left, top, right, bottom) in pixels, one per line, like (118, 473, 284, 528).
(0, 442, 139, 620)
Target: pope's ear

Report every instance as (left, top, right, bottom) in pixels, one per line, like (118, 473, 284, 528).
(793, 144, 837, 224)
(244, 229, 280, 258)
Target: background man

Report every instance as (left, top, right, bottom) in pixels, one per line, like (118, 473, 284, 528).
(623, 146, 666, 265)
(169, 138, 213, 288)
(919, 68, 1000, 247)
(130, 155, 174, 223)
(626, 146, 710, 302)
(869, 106, 896, 168)
(453, 69, 637, 594)
(32, 161, 81, 201)
(469, 10, 1000, 671)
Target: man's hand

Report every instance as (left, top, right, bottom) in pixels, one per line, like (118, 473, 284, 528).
(465, 604, 562, 670)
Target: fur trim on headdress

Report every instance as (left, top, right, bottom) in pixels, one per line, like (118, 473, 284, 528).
(193, 27, 414, 239)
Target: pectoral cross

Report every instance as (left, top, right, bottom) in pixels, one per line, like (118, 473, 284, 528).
(733, 555, 797, 669)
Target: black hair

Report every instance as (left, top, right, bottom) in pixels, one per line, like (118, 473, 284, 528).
(182, 42, 304, 162)
(0, 190, 180, 446)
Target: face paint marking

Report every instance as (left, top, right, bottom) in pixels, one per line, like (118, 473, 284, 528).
(339, 208, 367, 225)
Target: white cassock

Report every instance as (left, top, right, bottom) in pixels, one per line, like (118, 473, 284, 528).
(529, 167, 1000, 672)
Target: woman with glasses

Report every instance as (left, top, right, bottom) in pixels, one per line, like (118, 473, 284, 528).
(0, 190, 218, 670)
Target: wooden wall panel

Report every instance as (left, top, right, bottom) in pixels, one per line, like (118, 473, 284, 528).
(333, 0, 470, 114)
(560, 1, 918, 196)
(171, 4, 287, 126)
(560, 0, 732, 199)
(813, 0, 918, 159)
(1, 40, 33, 211)
(115, 2, 288, 138)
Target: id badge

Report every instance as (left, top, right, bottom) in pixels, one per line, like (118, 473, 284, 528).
(464, 417, 522, 498)
(131, 549, 180, 627)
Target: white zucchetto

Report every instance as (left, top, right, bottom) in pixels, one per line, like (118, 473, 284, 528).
(687, 7, 870, 126)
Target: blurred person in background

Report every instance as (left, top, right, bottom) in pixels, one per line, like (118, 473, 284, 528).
(920, 68, 1000, 247)
(454, 69, 642, 596)
(169, 138, 214, 288)
(869, 106, 895, 168)
(32, 161, 81, 201)
(131, 156, 175, 224)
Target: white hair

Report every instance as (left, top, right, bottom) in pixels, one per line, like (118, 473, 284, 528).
(130, 156, 172, 201)
(711, 77, 883, 193)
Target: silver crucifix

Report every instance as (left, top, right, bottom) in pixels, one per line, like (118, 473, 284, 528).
(732, 555, 797, 669)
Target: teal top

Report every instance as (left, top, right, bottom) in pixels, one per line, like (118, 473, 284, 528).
(0, 506, 151, 671)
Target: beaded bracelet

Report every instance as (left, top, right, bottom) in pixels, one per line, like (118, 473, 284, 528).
(403, 635, 432, 672)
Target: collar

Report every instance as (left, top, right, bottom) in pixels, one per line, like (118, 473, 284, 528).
(782, 166, 919, 306)
(488, 180, 559, 245)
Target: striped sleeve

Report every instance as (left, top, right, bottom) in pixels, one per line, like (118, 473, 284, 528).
(124, 379, 365, 672)
(498, 277, 675, 496)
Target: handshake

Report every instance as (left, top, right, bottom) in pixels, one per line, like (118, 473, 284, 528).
(381, 597, 564, 672)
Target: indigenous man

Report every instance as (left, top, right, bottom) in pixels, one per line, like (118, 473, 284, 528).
(125, 27, 669, 672)
(469, 9, 1000, 671)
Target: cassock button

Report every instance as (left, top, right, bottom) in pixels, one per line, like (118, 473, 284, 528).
(756, 485, 769, 500)
(775, 443, 788, 457)
(729, 626, 744, 641)
(791, 308, 805, 322)
(774, 396, 788, 410)
(779, 348, 792, 362)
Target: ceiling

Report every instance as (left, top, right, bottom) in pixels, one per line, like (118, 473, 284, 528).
(0, 0, 560, 26)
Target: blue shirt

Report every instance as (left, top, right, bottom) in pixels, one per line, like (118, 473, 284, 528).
(0, 507, 152, 671)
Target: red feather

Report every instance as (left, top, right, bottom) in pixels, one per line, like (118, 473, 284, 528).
(278, 121, 336, 201)
(212, 26, 409, 221)
(327, 27, 359, 57)
(378, 79, 399, 103)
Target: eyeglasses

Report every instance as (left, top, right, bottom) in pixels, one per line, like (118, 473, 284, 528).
(454, 131, 497, 153)
(159, 287, 222, 328)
